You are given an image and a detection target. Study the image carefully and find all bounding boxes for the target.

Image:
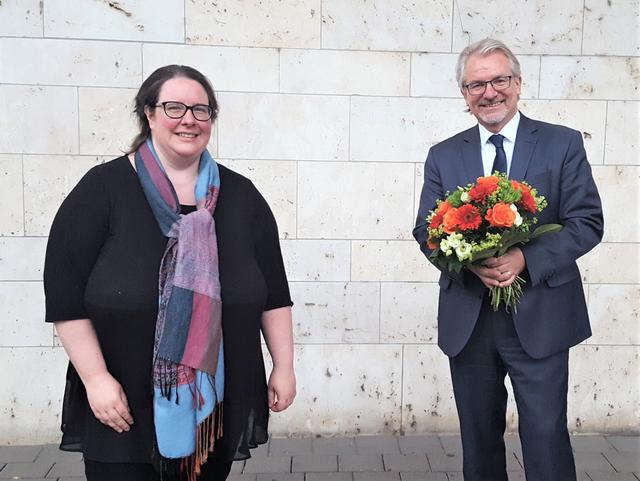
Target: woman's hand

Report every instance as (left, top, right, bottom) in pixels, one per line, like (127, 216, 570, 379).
(54, 319, 135, 434)
(84, 371, 134, 433)
(261, 306, 296, 412)
(267, 366, 296, 412)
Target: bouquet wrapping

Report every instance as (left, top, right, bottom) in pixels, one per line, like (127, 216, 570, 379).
(426, 172, 562, 311)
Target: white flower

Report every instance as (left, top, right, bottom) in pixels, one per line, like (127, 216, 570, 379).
(460, 192, 470, 203)
(510, 204, 523, 226)
(447, 232, 463, 249)
(514, 212, 523, 226)
(455, 242, 473, 261)
(440, 239, 452, 255)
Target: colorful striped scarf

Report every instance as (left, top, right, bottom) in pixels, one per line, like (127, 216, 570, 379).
(135, 138, 224, 481)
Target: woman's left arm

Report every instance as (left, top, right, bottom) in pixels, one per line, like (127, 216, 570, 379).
(261, 306, 296, 412)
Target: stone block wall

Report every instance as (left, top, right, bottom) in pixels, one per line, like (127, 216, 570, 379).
(0, 0, 638, 443)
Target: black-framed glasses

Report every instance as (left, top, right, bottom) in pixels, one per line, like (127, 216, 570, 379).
(463, 76, 514, 95)
(154, 101, 213, 121)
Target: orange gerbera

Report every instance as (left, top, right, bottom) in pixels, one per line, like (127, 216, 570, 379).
(485, 202, 516, 228)
(454, 204, 482, 230)
(511, 180, 537, 213)
(442, 208, 459, 233)
(469, 175, 500, 202)
(429, 200, 453, 228)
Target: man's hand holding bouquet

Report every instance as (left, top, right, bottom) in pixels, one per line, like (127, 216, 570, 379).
(426, 172, 562, 312)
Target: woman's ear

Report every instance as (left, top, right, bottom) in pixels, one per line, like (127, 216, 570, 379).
(144, 105, 156, 128)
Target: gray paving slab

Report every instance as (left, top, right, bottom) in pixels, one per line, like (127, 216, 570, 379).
(572, 435, 618, 452)
(574, 452, 616, 471)
(398, 436, 444, 455)
(437, 435, 462, 455)
(256, 474, 303, 481)
(36, 445, 84, 479)
(353, 473, 400, 481)
(447, 473, 529, 481)
(400, 473, 448, 481)
(607, 436, 640, 453)
(228, 475, 257, 481)
(0, 445, 43, 463)
(47, 460, 86, 478)
(36, 445, 83, 465)
(506, 452, 523, 471)
(313, 437, 357, 455)
(251, 442, 270, 459)
(339, 454, 384, 472)
(603, 452, 640, 472)
(586, 472, 638, 481)
(0, 458, 53, 479)
(427, 452, 462, 471)
(504, 434, 523, 456)
(306, 474, 353, 481)
(356, 436, 401, 455)
(291, 454, 337, 472)
(505, 472, 526, 481)
(243, 455, 292, 474)
(269, 438, 312, 456)
(0, 479, 48, 481)
(0, 435, 636, 479)
(382, 454, 429, 472)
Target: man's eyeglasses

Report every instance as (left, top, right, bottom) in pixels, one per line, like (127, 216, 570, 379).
(463, 76, 514, 96)
(154, 101, 214, 121)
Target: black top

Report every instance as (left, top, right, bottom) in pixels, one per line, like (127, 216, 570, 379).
(44, 156, 292, 463)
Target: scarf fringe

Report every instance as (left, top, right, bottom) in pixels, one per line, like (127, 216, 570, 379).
(162, 402, 223, 481)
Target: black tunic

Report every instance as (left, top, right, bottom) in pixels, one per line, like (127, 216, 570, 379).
(44, 156, 292, 463)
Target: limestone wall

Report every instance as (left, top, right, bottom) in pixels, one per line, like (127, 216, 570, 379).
(0, 0, 638, 443)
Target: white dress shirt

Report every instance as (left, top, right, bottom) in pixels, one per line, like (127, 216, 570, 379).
(478, 111, 521, 177)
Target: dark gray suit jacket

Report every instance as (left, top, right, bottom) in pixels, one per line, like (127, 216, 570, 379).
(413, 113, 604, 359)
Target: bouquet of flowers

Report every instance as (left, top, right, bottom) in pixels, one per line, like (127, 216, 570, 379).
(426, 172, 562, 311)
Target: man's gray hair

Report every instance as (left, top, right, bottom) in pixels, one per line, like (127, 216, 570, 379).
(455, 38, 521, 88)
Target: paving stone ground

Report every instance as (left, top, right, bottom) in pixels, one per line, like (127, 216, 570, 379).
(0, 434, 637, 481)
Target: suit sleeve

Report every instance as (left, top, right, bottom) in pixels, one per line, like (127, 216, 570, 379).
(413, 147, 465, 285)
(520, 129, 604, 286)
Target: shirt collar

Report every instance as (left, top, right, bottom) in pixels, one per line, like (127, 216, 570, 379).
(478, 110, 521, 146)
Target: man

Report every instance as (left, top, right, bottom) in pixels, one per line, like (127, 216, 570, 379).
(413, 38, 603, 481)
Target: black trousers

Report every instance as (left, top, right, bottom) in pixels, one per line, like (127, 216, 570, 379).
(449, 299, 576, 481)
(84, 459, 232, 481)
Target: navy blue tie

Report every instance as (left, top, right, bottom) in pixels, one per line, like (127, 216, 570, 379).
(489, 134, 507, 175)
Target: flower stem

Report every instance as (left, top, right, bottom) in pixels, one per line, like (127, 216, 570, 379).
(490, 275, 526, 312)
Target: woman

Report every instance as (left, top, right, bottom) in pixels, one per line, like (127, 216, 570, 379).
(44, 65, 296, 481)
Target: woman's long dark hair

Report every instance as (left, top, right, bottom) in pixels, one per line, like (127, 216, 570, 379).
(128, 65, 218, 153)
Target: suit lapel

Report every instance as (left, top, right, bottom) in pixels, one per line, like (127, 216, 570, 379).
(460, 125, 484, 182)
(510, 113, 539, 181)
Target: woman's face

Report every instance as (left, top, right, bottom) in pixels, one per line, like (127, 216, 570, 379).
(145, 76, 212, 165)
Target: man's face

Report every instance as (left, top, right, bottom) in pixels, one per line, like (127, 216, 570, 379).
(462, 52, 521, 133)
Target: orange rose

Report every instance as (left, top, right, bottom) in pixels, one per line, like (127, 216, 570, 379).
(485, 202, 516, 228)
(442, 208, 459, 233)
(429, 200, 453, 228)
(469, 175, 500, 202)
